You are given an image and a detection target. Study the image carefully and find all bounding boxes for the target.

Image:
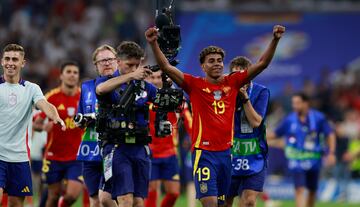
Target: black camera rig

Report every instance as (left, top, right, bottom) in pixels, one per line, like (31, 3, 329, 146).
(151, 0, 184, 137)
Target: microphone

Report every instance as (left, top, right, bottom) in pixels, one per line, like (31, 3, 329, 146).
(155, 13, 170, 30)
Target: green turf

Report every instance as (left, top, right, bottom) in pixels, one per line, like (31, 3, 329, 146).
(172, 195, 360, 207)
(55, 192, 360, 207)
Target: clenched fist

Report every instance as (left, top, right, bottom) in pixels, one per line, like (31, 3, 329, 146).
(273, 25, 285, 39)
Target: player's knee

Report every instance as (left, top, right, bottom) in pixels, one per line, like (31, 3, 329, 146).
(63, 194, 78, 205)
(243, 199, 256, 207)
(89, 196, 100, 207)
(200, 197, 218, 207)
(117, 195, 133, 207)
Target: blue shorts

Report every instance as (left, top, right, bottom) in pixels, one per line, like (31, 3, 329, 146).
(31, 160, 43, 174)
(42, 160, 83, 185)
(151, 155, 179, 181)
(83, 161, 104, 196)
(192, 149, 231, 205)
(291, 169, 320, 191)
(228, 168, 266, 197)
(0, 160, 33, 196)
(102, 143, 151, 199)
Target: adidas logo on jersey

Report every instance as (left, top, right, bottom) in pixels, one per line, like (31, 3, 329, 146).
(21, 186, 31, 193)
(202, 88, 211, 93)
(57, 104, 65, 110)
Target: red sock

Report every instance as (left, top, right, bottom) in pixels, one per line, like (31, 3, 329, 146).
(145, 190, 157, 207)
(261, 192, 270, 201)
(2, 193, 8, 207)
(83, 188, 90, 207)
(160, 193, 179, 207)
(57, 196, 69, 207)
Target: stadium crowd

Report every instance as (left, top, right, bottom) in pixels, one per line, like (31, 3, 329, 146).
(1, 0, 360, 207)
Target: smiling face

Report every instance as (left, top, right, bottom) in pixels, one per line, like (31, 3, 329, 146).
(1, 51, 25, 80)
(201, 53, 224, 80)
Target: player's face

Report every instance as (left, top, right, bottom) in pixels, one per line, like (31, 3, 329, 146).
(146, 71, 162, 88)
(1, 51, 25, 78)
(60, 65, 79, 88)
(95, 50, 117, 76)
(291, 96, 308, 114)
(118, 57, 141, 75)
(202, 54, 224, 79)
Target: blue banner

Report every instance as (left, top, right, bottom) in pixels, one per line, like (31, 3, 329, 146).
(177, 12, 360, 96)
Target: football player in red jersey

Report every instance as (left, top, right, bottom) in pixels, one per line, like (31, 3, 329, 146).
(145, 71, 192, 207)
(146, 25, 285, 207)
(35, 61, 84, 207)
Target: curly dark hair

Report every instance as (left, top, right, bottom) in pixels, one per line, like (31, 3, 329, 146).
(199, 46, 225, 64)
(116, 41, 144, 60)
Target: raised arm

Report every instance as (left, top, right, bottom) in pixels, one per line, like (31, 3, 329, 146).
(145, 27, 184, 86)
(96, 67, 152, 95)
(247, 25, 285, 81)
(35, 99, 66, 131)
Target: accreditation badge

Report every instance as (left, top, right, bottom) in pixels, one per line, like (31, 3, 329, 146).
(103, 148, 114, 181)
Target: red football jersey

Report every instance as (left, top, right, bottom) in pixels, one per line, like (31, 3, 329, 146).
(181, 72, 248, 151)
(42, 87, 83, 161)
(148, 103, 192, 158)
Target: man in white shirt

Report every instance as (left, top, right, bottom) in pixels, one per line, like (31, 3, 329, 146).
(0, 43, 65, 207)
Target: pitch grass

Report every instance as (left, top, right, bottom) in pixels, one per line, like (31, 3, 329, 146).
(68, 193, 360, 207)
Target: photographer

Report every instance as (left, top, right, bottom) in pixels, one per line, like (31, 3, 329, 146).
(95, 41, 155, 207)
(145, 71, 192, 207)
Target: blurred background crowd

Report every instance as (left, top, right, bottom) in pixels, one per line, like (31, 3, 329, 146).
(1, 0, 360, 203)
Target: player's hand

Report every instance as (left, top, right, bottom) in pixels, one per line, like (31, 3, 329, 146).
(53, 118, 66, 131)
(238, 85, 249, 100)
(273, 25, 285, 39)
(145, 27, 159, 44)
(132, 67, 152, 80)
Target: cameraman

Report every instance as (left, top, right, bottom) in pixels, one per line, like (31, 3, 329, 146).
(145, 71, 193, 207)
(95, 41, 155, 207)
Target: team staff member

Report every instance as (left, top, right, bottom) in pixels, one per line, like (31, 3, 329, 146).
(36, 61, 84, 207)
(146, 25, 285, 207)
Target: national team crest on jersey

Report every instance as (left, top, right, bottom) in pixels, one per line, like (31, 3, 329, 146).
(8, 93, 17, 106)
(213, 90, 222, 100)
(67, 107, 75, 116)
(200, 182, 208, 193)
